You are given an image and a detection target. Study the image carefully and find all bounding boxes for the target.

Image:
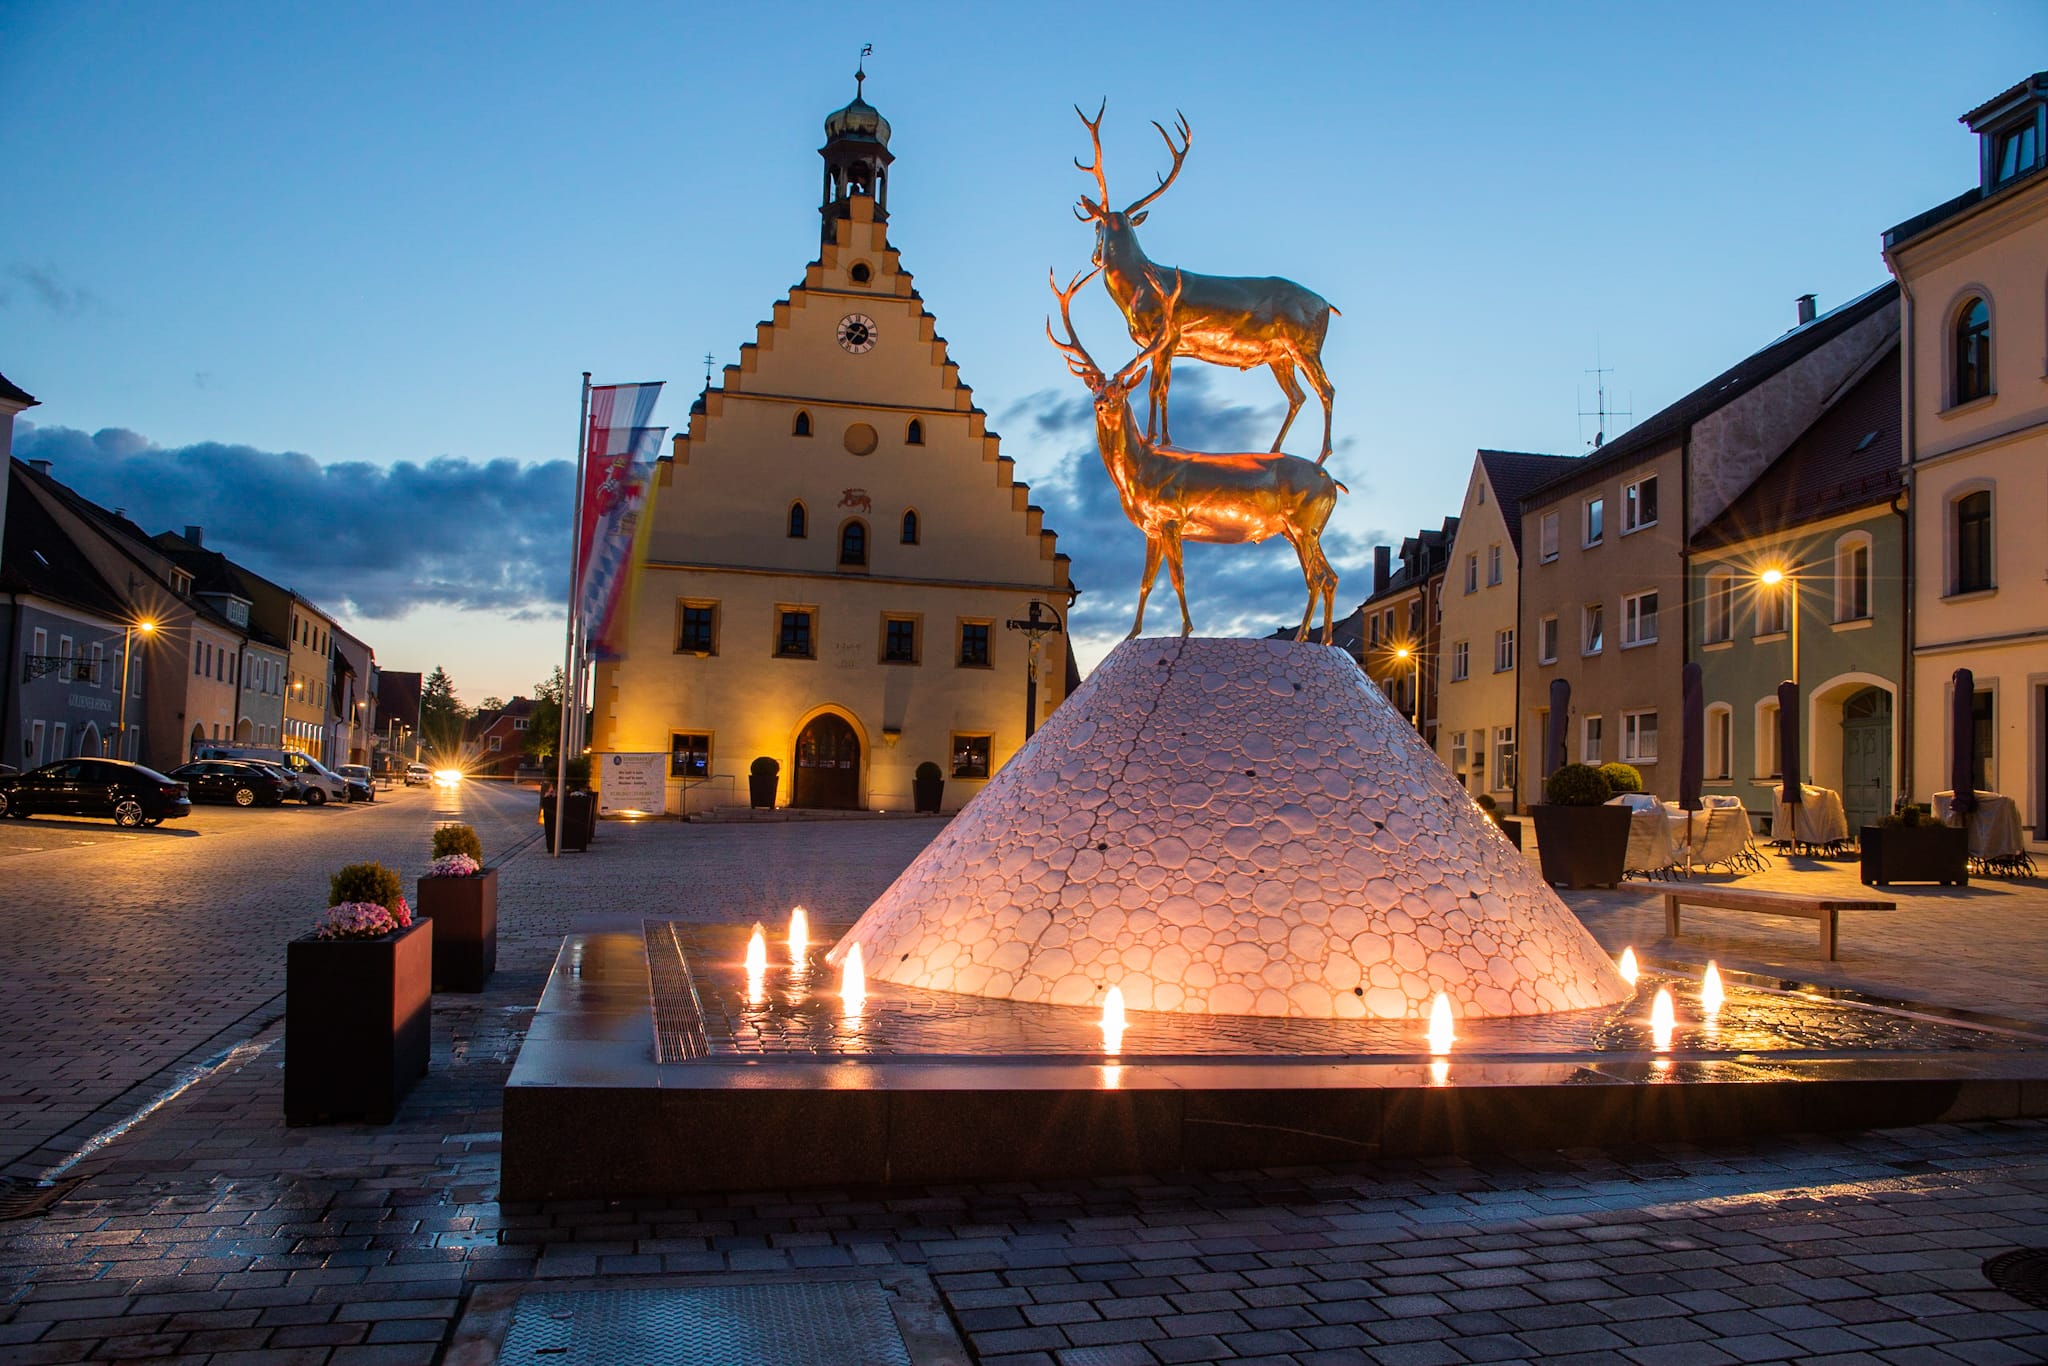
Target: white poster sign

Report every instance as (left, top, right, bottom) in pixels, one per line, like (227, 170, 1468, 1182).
(597, 751, 667, 816)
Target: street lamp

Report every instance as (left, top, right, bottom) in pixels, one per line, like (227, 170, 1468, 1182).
(116, 619, 156, 760)
(1758, 564, 1800, 696)
(1391, 643, 1423, 729)
(1004, 600, 1064, 740)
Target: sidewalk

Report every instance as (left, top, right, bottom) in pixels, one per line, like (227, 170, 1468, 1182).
(2, 819, 2046, 1365)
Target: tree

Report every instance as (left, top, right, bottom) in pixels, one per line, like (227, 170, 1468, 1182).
(480, 695, 506, 712)
(420, 666, 469, 761)
(524, 667, 565, 766)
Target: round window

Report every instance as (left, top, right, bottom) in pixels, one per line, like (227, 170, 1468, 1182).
(843, 423, 879, 456)
(849, 262, 872, 284)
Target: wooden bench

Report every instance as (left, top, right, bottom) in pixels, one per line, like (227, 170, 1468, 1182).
(1662, 886, 1894, 961)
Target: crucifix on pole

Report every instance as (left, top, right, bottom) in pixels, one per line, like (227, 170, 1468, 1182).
(1004, 601, 1063, 740)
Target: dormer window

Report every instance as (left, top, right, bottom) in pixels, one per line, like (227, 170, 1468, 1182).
(1994, 121, 2039, 184)
(171, 570, 192, 597)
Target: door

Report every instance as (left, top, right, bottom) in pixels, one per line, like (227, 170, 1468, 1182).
(1840, 687, 1892, 831)
(793, 714, 861, 810)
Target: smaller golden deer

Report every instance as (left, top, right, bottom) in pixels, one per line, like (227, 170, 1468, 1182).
(1047, 264, 1344, 643)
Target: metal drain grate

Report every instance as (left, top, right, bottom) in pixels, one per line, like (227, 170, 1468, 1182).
(1985, 1249, 2048, 1309)
(498, 1281, 913, 1366)
(0, 1176, 76, 1222)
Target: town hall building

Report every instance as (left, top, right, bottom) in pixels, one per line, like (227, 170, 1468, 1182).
(592, 75, 1074, 814)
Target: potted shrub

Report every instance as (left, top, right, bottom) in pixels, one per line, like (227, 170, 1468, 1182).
(1531, 763, 1630, 889)
(1477, 792, 1522, 850)
(913, 761, 945, 814)
(416, 824, 496, 992)
(1861, 803, 1968, 887)
(1597, 763, 1644, 796)
(748, 756, 780, 809)
(286, 862, 431, 1125)
(545, 759, 597, 853)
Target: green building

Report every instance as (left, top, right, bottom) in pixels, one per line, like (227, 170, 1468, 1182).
(1688, 342, 1904, 832)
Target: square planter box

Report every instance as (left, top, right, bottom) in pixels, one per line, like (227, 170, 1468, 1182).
(285, 918, 432, 1125)
(1530, 803, 1631, 889)
(416, 868, 497, 992)
(1860, 824, 1969, 887)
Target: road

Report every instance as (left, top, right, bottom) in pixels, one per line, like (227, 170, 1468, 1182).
(0, 778, 540, 1178)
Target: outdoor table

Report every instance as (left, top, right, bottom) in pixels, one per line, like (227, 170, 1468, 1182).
(1773, 785, 1849, 850)
(1934, 791, 2027, 860)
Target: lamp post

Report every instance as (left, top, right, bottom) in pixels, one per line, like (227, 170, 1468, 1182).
(116, 619, 156, 760)
(1760, 563, 1801, 788)
(1392, 644, 1423, 730)
(1004, 600, 1064, 740)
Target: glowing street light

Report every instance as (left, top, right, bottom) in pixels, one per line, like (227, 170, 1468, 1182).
(116, 619, 156, 759)
(1391, 644, 1423, 729)
(1758, 563, 1800, 708)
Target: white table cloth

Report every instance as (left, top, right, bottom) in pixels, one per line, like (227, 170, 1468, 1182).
(1773, 784, 1848, 846)
(1934, 791, 2026, 859)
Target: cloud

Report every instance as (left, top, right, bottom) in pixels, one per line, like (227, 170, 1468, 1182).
(1000, 369, 1380, 648)
(6, 264, 97, 317)
(11, 423, 573, 619)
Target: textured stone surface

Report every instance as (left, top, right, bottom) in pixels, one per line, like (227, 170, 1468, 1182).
(837, 638, 1630, 1019)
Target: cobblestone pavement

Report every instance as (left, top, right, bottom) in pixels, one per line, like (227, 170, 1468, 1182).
(4, 818, 2048, 1364)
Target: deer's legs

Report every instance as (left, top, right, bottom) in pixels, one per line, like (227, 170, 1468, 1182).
(1147, 356, 1173, 445)
(1267, 357, 1307, 454)
(1299, 350, 1337, 465)
(1161, 523, 1193, 636)
(1285, 528, 1325, 642)
(1128, 535, 1165, 639)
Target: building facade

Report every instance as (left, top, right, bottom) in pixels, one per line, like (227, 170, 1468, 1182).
(155, 529, 291, 750)
(1356, 521, 1456, 750)
(1517, 286, 1899, 807)
(1688, 344, 1905, 831)
(465, 696, 534, 779)
(1885, 72, 2048, 843)
(593, 80, 1073, 814)
(1435, 450, 1577, 807)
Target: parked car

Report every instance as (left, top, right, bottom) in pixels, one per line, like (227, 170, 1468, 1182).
(0, 759, 191, 827)
(335, 764, 375, 803)
(243, 760, 303, 800)
(167, 760, 290, 808)
(195, 746, 349, 804)
(405, 763, 432, 786)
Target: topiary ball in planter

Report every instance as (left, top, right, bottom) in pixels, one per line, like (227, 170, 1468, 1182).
(330, 861, 405, 913)
(1596, 762, 1643, 796)
(913, 761, 945, 815)
(1534, 764, 1627, 888)
(1544, 763, 1613, 807)
(431, 823, 483, 863)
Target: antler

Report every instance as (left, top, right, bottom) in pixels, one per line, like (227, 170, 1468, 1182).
(1112, 265, 1186, 392)
(1045, 264, 1105, 383)
(1123, 111, 1191, 216)
(1072, 99, 1110, 222)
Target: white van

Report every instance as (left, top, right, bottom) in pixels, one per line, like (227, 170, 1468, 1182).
(196, 747, 350, 805)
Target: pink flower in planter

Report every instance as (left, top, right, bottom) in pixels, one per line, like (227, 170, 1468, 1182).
(392, 896, 413, 928)
(426, 854, 482, 879)
(314, 902, 399, 940)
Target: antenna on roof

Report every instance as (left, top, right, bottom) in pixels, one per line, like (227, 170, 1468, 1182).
(1577, 340, 1631, 450)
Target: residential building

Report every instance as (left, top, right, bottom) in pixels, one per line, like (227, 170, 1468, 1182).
(1436, 449, 1578, 807)
(1356, 519, 1457, 749)
(1688, 342, 1905, 831)
(330, 624, 376, 765)
(1517, 285, 1899, 805)
(465, 696, 535, 779)
(0, 370, 33, 568)
(0, 462, 138, 766)
(593, 78, 1073, 814)
(1883, 72, 2048, 843)
(153, 529, 291, 750)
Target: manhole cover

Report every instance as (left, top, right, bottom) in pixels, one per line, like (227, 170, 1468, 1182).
(0, 1176, 76, 1222)
(1985, 1249, 2048, 1309)
(499, 1281, 912, 1366)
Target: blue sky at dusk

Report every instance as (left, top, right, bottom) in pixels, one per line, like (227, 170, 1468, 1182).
(3, 2, 2039, 701)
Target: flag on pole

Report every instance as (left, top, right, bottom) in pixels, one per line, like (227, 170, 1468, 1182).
(575, 382, 664, 661)
(591, 462, 662, 660)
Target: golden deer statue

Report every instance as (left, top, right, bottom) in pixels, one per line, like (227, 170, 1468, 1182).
(1047, 264, 1343, 643)
(1074, 102, 1341, 464)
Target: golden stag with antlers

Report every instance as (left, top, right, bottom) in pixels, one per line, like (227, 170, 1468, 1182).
(1074, 102, 1342, 464)
(1047, 265, 1344, 643)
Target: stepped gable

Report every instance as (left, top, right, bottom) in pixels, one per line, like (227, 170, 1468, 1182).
(837, 638, 1628, 1020)
(660, 196, 1066, 583)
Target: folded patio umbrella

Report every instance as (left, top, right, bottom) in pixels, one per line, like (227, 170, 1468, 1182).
(1952, 667, 1978, 816)
(1679, 663, 1704, 812)
(1778, 680, 1801, 809)
(1548, 678, 1570, 779)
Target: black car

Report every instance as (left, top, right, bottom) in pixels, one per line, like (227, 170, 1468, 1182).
(0, 759, 192, 827)
(167, 760, 289, 808)
(335, 764, 375, 803)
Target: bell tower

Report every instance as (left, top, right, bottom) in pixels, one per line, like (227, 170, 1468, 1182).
(819, 54, 892, 242)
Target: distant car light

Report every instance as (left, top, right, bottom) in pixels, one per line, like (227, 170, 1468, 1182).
(434, 768, 464, 786)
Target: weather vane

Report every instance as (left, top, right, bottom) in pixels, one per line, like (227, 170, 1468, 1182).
(857, 42, 872, 91)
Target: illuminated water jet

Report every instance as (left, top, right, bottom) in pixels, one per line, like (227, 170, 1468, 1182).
(1701, 961, 1724, 1014)
(1101, 985, 1127, 1055)
(788, 907, 808, 962)
(840, 941, 866, 1015)
(1427, 992, 1455, 1055)
(1618, 946, 1639, 986)
(1651, 986, 1676, 1050)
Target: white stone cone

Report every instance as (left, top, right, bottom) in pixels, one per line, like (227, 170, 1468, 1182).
(838, 638, 1629, 1019)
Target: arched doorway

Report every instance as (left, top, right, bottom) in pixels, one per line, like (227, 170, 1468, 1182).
(189, 723, 206, 762)
(78, 722, 100, 758)
(794, 713, 861, 809)
(235, 717, 254, 742)
(1840, 687, 1892, 831)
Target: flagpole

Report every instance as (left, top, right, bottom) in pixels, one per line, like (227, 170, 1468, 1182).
(554, 371, 591, 858)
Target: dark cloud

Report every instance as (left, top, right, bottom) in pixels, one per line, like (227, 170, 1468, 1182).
(1000, 369, 1380, 648)
(6, 263, 97, 316)
(11, 423, 572, 620)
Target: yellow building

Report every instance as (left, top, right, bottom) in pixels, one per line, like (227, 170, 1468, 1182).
(593, 78, 1073, 813)
(1884, 72, 2048, 840)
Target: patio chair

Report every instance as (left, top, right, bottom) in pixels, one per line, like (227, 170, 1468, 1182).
(1688, 807, 1759, 874)
(1624, 808, 1682, 881)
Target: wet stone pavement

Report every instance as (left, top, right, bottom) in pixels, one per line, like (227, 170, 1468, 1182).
(3, 816, 2048, 1364)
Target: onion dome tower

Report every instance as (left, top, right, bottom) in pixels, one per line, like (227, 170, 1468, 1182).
(820, 56, 892, 242)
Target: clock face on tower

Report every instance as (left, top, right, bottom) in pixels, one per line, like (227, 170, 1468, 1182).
(836, 313, 877, 353)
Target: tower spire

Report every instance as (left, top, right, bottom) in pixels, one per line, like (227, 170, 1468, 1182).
(819, 50, 893, 241)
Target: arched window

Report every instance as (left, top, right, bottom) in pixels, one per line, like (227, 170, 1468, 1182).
(1833, 532, 1872, 622)
(787, 501, 808, 539)
(901, 509, 919, 545)
(905, 419, 923, 446)
(1954, 296, 1991, 404)
(793, 410, 812, 437)
(839, 519, 868, 567)
(1953, 487, 1993, 594)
